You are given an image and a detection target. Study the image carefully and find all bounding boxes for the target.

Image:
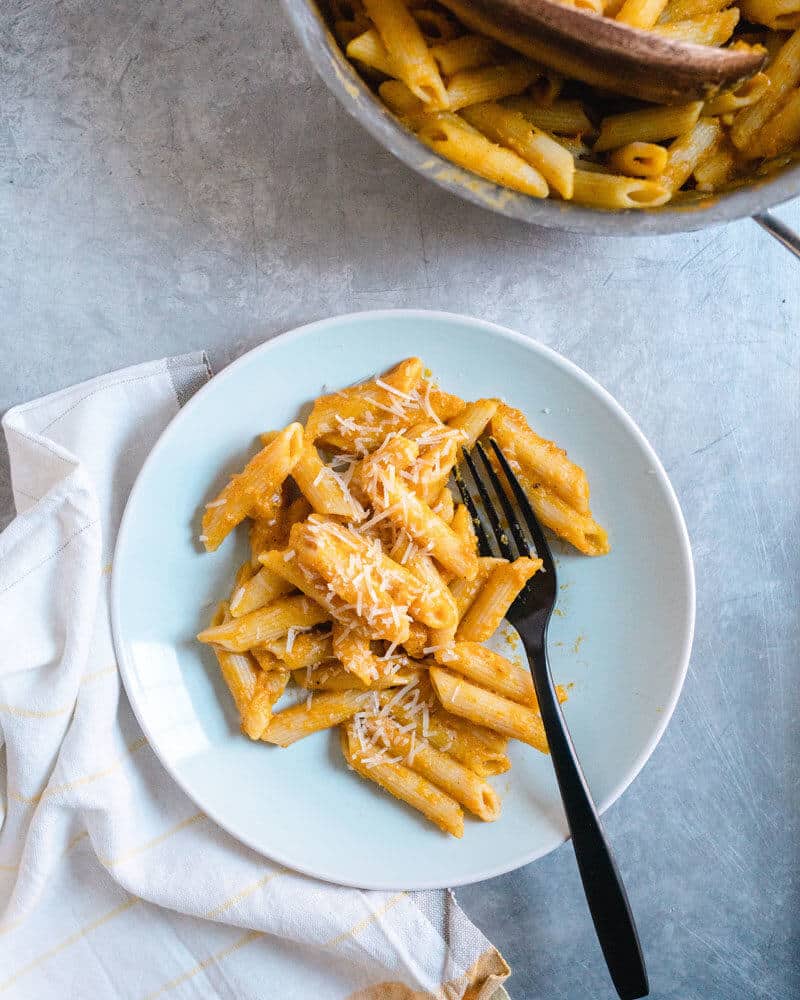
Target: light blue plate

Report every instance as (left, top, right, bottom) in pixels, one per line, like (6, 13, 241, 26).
(111, 310, 695, 890)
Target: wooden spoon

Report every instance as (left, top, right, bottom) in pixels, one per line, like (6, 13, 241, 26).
(438, 0, 767, 104)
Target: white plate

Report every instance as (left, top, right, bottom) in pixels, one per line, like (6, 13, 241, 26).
(112, 310, 695, 890)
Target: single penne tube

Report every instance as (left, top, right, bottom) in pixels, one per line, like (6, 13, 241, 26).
(509, 463, 609, 554)
(304, 357, 425, 451)
(456, 557, 542, 642)
(428, 556, 508, 649)
(293, 663, 420, 691)
(739, 0, 800, 27)
(430, 34, 496, 75)
(746, 89, 800, 157)
(658, 118, 722, 191)
(501, 97, 594, 137)
(241, 664, 290, 740)
(229, 565, 295, 618)
(445, 60, 541, 111)
(616, 0, 670, 29)
(378, 720, 501, 820)
(572, 169, 670, 208)
(201, 423, 304, 551)
(446, 398, 499, 447)
(702, 72, 770, 115)
(437, 641, 534, 704)
(593, 100, 703, 151)
(265, 627, 334, 670)
(460, 102, 573, 198)
(415, 113, 550, 199)
(262, 690, 368, 747)
(197, 594, 329, 652)
(332, 621, 386, 684)
(362, 0, 449, 107)
(430, 666, 549, 752)
(732, 30, 800, 150)
(346, 28, 397, 76)
(651, 8, 740, 45)
(342, 725, 465, 836)
(291, 442, 365, 520)
(608, 141, 669, 178)
(207, 603, 258, 717)
(491, 402, 591, 513)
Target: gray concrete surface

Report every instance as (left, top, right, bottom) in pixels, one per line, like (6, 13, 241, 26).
(1, 2, 798, 997)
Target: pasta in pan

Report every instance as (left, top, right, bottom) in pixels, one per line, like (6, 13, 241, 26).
(196, 359, 604, 835)
(324, 0, 800, 209)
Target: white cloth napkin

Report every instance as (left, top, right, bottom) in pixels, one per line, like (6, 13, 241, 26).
(0, 354, 510, 1000)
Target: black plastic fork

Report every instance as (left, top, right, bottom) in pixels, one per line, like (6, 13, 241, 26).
(456, 440, 649, 1000)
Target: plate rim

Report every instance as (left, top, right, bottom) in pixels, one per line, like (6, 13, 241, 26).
(111, 308, 696, 890)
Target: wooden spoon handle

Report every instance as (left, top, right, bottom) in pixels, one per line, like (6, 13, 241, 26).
(439, 0, 766, 103)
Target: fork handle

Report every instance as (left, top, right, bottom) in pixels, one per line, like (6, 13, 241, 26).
(529, 642, 649, 1000)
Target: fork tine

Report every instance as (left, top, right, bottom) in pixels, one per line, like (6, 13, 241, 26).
(474, 441, 531, 559)
(452, 462, 492, 556)
(461, 447, 516, 562)
(488, 438, 555, 573)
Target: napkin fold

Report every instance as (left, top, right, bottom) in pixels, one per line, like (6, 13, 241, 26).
(0, 354, 510, 1000)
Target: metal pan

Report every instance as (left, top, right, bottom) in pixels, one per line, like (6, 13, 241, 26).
(279, 0, 800, 254)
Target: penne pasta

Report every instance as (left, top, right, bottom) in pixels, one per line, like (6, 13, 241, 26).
(430, 666, 549, 752)
(362, 0, 449, 107)
(291, 442, 366, 519)
(445, 60, 542, 111)
(446, 398, 499, 448)
(437, 641, 535, 704)
(658, 117, 723, 190)
(229, 565, 295, 618)
(197, 594, 329, 653)
(491, 403, 591, 513)
(201, 423, 304, 551)
(378, 718, 501, 820)
(198, 358, 608, 833)
(456, 557, 542, 642)
(593, 101, 704, 152)
(262, 690, 369, 746)
(608, 141, 669, 177)
(265, 628, 334, 671)
(651, 8, 740, 45)
(241, 662, 290, 739)
(415, 113, 550, 198)
(616, 0, 671, 30)
(731, 29, 800, 150)
(502, 96, 595, 137)
(342, 725, 465, 836)
(430, 33, 497, 75)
